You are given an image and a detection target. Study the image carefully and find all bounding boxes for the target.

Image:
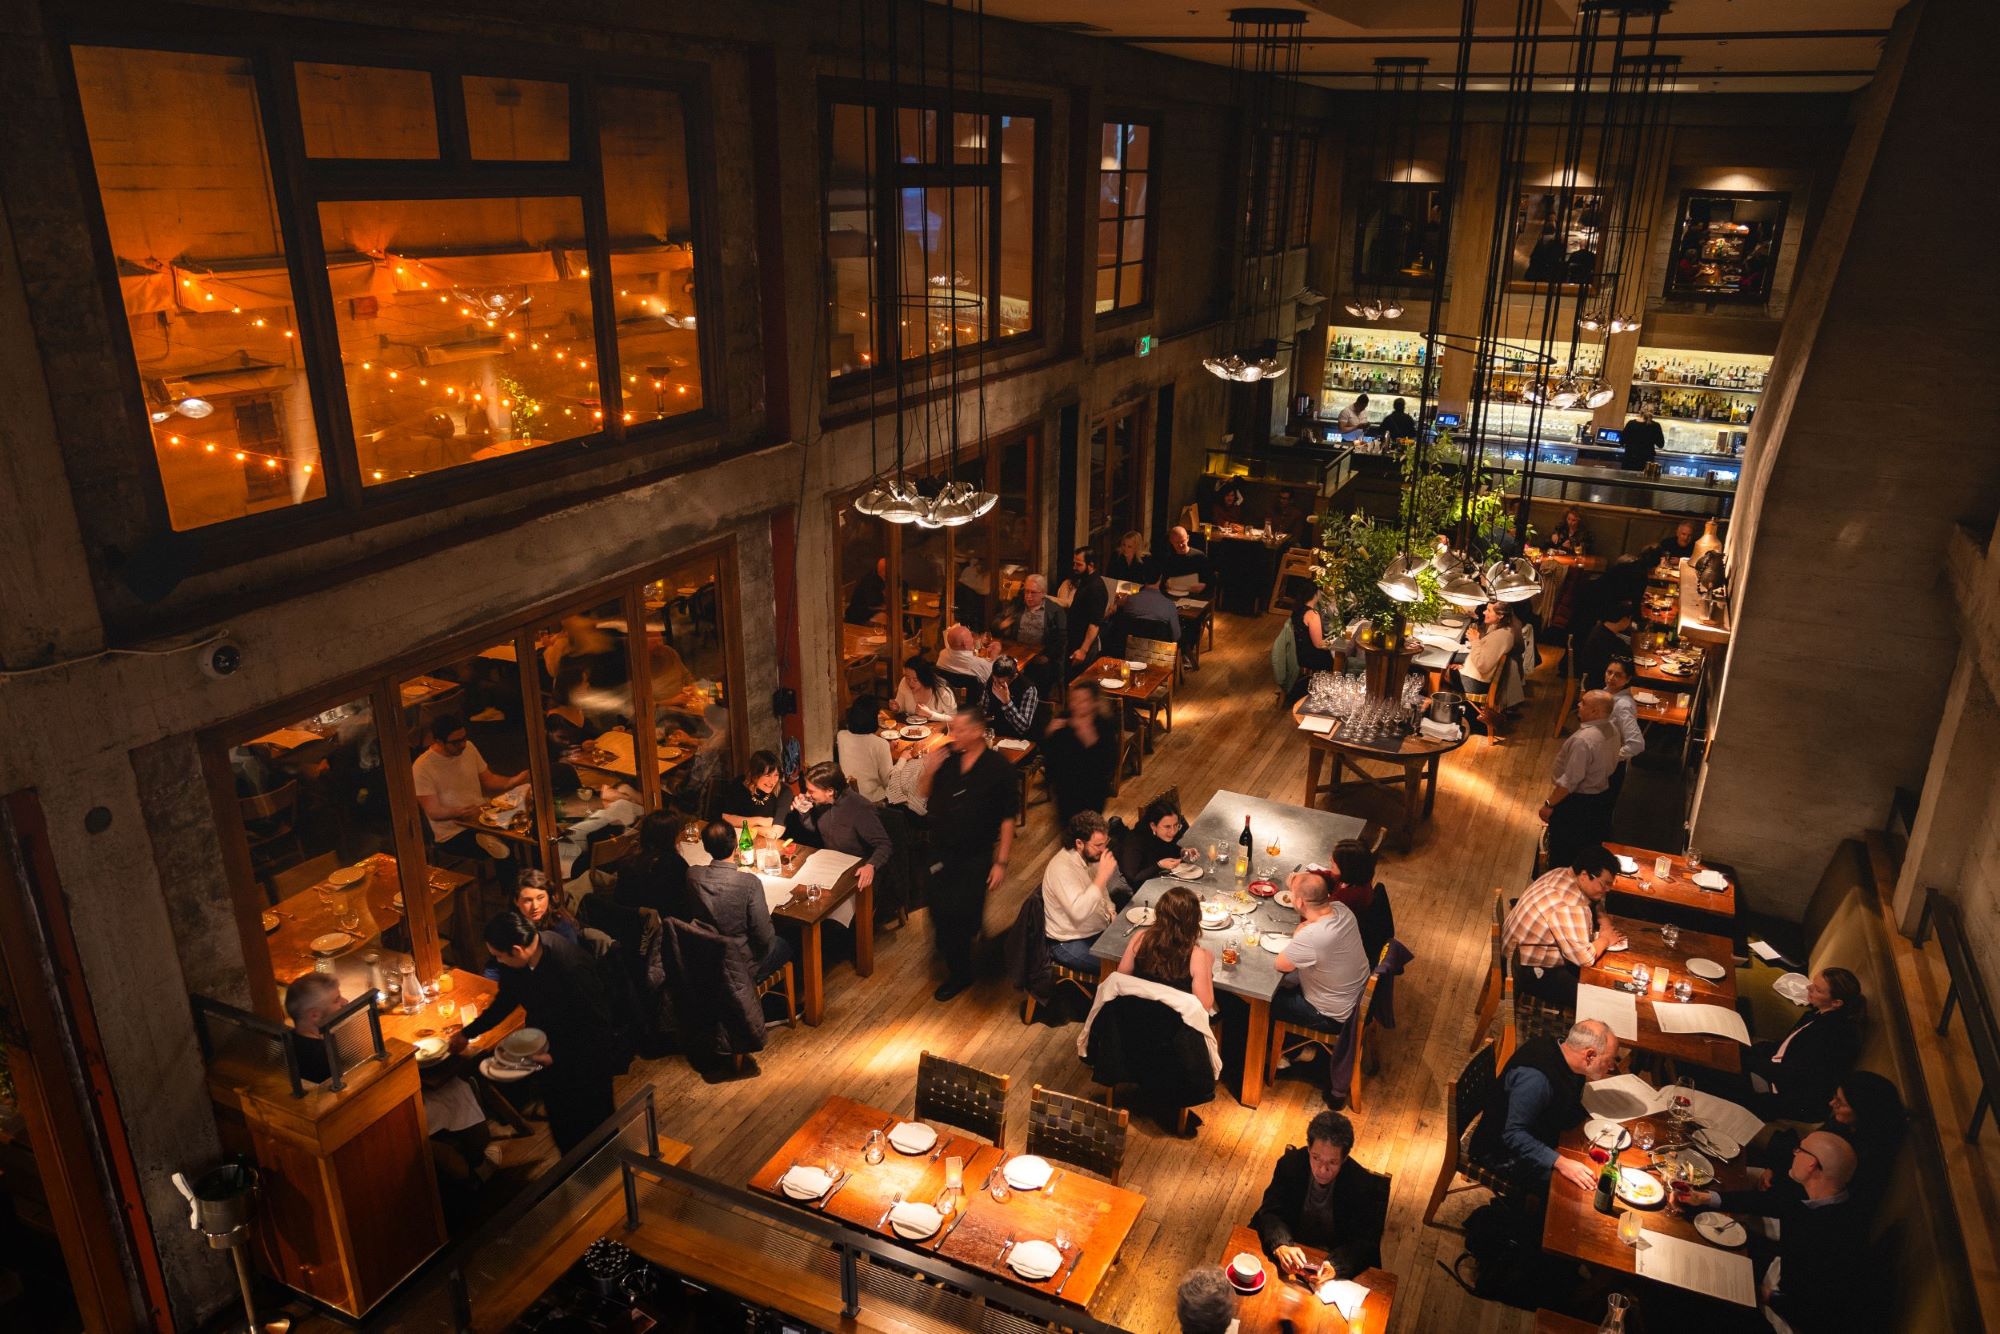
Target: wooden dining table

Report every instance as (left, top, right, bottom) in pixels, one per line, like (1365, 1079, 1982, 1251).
(1542, 1120, 1755, 1286)
(1214, 1224, 1397, 1333)
(748, 1094, 1146, 1310)
(264, 853, 471, 986)
(1078, 654, 1173, 778)
(874, 710, 1039, 769)
(677, 838, 873, 1025)
(1292, 700, 1466, 850)
(1583, 914, 1743, 1073)
(1604, 843, 1737, 920)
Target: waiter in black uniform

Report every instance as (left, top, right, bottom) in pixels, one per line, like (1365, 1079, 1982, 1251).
(919, 706, 1017, 1002)
(1619, 405, 1664, 471)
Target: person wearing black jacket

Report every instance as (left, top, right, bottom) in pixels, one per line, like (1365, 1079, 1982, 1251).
(1745, 968, 1865, 1122)
(1689, 1131, 1864, 1334)
(1618, 407, 1664, 471)
(1251, 1110, 1390, 1281)
(1470, 1021, 1619, 1194)
(1062, 547, 1113, 672)
(1040, 680, 1119, 827)
(1114, 792, 1189, 888)
(451, 911, 619, 1153)
(1576, 604, 1635, 691)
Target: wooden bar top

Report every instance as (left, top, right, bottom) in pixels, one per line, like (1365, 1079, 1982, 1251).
(1584, 915, 1742, 1072)
(748, 1095, 1145, 1309)
(1217, 1224, 1397, 1334)
(1604, 843, 1738, 919)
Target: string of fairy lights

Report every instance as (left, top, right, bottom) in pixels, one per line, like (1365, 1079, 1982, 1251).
(147, 252, 699, 482)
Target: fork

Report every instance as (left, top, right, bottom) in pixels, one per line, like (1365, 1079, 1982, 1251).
(875, 1191, 905, 1230)
(1043, 1169, 1064, 1197)
(997, 1232, 1018, 1266)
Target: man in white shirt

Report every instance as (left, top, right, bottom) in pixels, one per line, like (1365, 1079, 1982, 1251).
(1335, 393, 1371, 442)
(1043, 810, 1119, 971)
(1273, 870, 1371, 1030)
(1540, 691, 1619, 869)
(936, 622, 995, 684)
(412, 713, 530, 887)
(1601, 656, 1646, 801)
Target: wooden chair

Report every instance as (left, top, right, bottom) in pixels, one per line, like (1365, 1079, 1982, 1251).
(1422, 1039, 1514, 1228)
(1021, 958, 1098, 1026)
(587, 828, 641, 894)
(1513, 987, 1573, 1047)
(914, 1051, 1010, 1148)
(1269, 548, 1318, 614)
(1469, 889, 1507, 1052)
(1265, 945, 1390, 1111)
(1025, 1083, 1130, 1185)
(239, 781, 303, 872)
(264, 850, 339, 905)
(755, 961, 798, 1028)
(1127, 636, 1178, 742)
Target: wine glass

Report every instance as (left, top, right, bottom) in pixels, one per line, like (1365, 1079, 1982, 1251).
(1686, 847, 1704, 872)
(1634, 1121, 1656, 1158)
(1660, 922, 1681, 950)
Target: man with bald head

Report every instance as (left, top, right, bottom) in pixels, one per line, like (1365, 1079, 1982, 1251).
(1692, 1129, 1862, 1331)
(1540, 689, 1619, 867)
(1158, 525, 1212, 597)
(1472, 1019, 1621, 1194)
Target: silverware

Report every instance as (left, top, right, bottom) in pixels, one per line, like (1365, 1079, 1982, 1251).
(1043, 1169, 1064, 1196)
(936, 1204, 969, 1246)
(929, 1138, 950, 1161)
(997, 1232, 1017, 1265)
(1054, 1245, 1085, 1296)
(875, 1191, 905, 1229)
(816, 1170, 848, 1209)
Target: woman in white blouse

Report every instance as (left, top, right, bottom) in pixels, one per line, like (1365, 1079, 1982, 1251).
(893, 655, 956, 722)
(834, 695, 895, 802)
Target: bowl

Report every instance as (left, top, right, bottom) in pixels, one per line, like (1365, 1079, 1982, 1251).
(500, 1027, 548, 1059)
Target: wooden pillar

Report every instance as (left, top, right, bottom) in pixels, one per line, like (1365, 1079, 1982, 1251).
(1436, 123, 1503, 415)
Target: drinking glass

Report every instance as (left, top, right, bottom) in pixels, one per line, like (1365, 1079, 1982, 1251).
(1660, 923, 1680, 949)
(1686, 848, 1704, 871)
(1233, 854, 1249, 880)
(337, 909, 362, 933)
(1208, 841, 1224, 866)
(1265, 835, 1282, 858)
(863, 1130, 885, 1166)
(1673, 978, 1695, 1003)
(1243, 927, 1261, 951)
(1629, 963, 1650, 993)
(436, 998, 457, 1025)
(1220, 943, 1241, 970)
(1617, 1210, 1643, 1247)
(1633, 1121, 1656, 1156)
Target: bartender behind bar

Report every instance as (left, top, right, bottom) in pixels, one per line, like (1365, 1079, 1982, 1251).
(1619, 405, 1664, 470)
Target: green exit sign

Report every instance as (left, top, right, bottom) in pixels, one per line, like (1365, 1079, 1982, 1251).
(1134, 334, 1154, 358)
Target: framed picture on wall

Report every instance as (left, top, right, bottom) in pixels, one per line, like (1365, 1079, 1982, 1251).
(1509, 187, 1605, 287)
(1353, 181, 1444, 287)
(1664, 189, 1790, 302)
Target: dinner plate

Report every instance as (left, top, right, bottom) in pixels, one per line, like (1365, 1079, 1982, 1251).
(413, 1036, 448, 1063)
(327, 866, 368, 889)
(1693, 1128, 1743, 1160)
(1097, 676, 1125, 689)
(1259, 934, 1290, 954)
(1668, 1149, 1716, 1186)
(1686, 957, 1727, 980)
(309, 931, 353, 955)
(1632, 691, 1663, 706)
(1614, 1168, 1665, 1207)
(1246, 878, 1278, 897)
(900, 726, 931, 740)
(878, 728, 902, 739)
(887, 1121, 937, 1155)
(1125, 905, 1155, 925)
(779, 1166, 837, 1201)
(1008, 1239, 1062, 1281)
(1692, 869, 1729, 890)
(1002, 1154, 1053, 1192)
(501, 1028, 549, 1059)
(1695, 1212, 1748, 1248)
(1166, 862, 1205, 880)
(478, 1055, 536, 1083)
(1773, 972, 1811, 1005)
(1615, 854, 1639, 874)
(1582, 1116, 1633, 1150)
(1275, 888, 1296, 909)
(888, 1202, 943, 1240)
(1124, 660, 1148, 672)
(262, 911, 281, 933)
(1199, 904, 1233, 930)
(1607, 940, 1630, 952)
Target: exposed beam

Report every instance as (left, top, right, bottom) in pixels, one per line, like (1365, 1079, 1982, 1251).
(1099, 29, 1892, 47)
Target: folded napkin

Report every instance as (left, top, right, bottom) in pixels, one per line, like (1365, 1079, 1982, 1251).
(887, 1121, 937, 1155)
(996, 738, 1032, 751)
(779, 1165, 834, 1199)
(1418, 718, 1463, 742)
(887, 1200, 942, 1238)
(1615, 854, 1639, 874)
(1008, 1239, 1062, 1280)
(1318, 1279, 1370, 1320)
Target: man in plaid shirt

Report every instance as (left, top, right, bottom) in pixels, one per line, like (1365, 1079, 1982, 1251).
(1501, 843, 1625, 1006)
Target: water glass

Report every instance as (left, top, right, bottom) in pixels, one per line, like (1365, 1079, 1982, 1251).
(1686, 847, 1704, 871)
(1673, 978, 1695, 1003)
(863, 1130, 885, 1166)
(1629, 963, 1650, 993)
(436, 998, 457, 1025)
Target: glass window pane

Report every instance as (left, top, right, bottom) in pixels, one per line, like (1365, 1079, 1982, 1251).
(317, 196, 600, 485)
(534, 597, 653, 875)
(1119, 264, 1144, 310)
(998, 115, 1035, 339)
(994, 435, 1035, 579)
(950, 449, 993, 630)
(899, 186, 988, 355)
(294, 62, 438, 159)
(1095, 268, 1117, 313)
(1097, 220, 1119, 266)
(650, 553, 733, 803)
(952, 111, 987, 164)
(1122, 219, 1147, 260)
(71, 47, 327, 531)
(465, 76, 570, 161)
(599, 85, 703, 419)
(1100, 122, 1121, 169)
(1123, 173, 1149, 219)
(1125, 124, 1150, 171)
(835, 500, 893, 703)
(1099, 171, 1122, 214)
(406, 652, 540, 904)
(827, 103, 877, 379)
(897, 107, 935, 164)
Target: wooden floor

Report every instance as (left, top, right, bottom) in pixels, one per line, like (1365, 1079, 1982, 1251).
(578, 605, 1567, 1333)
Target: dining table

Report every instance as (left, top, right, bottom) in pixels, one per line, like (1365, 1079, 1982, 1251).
(1203, 523, 1293, 615)
(748, 1094, 1146, 1310)
(1090, 789, 1365, 1108)
(1534, 1311, 1600, 1334)
(263, 853, 472, 986)
(874, 710, 1038, 768)
(1581, 914, 1743, 1073)
(1603, 843, 1737, 921)
(676, 836, 873, 1025)
(1291, 699, 1466, 850)
(1214, 1223, 1397, 1334)
(1077, 654, 1174, 777)
(1176, 596, 1213, 664)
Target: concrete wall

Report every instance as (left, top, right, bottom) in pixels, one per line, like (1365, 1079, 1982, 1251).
(1693, 0, 2000, 918)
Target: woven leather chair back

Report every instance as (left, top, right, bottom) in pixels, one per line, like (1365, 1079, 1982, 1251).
(1025, 1083, 1130, 1184)
(915, 1051, 1010, 1147)
(1452, 1040, 1499, 1146)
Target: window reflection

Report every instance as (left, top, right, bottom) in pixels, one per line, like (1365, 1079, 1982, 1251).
(464, 76, 569, 161)
(599, 85, 703, 419)
(318, 196, 601, 485)
(535, 599, 647, 879)
(1096, 122, 1150, 314)
(645, 554, 734, 805)
(405, 650, 535, 918)
(294, 63, 439, 159)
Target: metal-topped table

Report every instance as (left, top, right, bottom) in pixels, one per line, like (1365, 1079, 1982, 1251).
(1090, 789, 1364, 1108)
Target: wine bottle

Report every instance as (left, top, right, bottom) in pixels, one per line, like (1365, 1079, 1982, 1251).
(1593, 1148, 1620, 1216)
(1239, 815, 1253, 855)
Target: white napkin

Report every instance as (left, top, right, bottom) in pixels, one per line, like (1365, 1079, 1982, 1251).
(780, 1165, 834, 1199)
(996, 738, 1032, 751)
(1298, 714, 1336, 735)
(887, 1121, 937, 1155)
(888, 1201, 942, 1239)
(1418, 718, 1463, 741)
(1615, 854, 1639, 874)
(1008, 1239, 1062, 1280)
(1317, 1278, 1371, 1320)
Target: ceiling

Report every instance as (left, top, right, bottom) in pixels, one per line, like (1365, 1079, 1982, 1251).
(957, 1, 1904, 94)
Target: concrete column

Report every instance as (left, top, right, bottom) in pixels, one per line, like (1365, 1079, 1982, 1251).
(1894, 648, 2000, 930)
(1436, 123, 1502, 415)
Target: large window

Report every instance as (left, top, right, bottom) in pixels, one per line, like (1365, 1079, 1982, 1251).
(71, 45, 708, 534)
(1252, 131, 1317, 254)
(823, 93, 1038, 381)
(1096, 122, 1153, 316)
(1087, 402, 1147, 561)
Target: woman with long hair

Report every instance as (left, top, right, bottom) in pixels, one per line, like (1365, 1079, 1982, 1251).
(894, 655, 956, 722)
(615, 808, 691, 915)
(1117, 885, 1215, 1012)
(1457, 599, 1518, 742)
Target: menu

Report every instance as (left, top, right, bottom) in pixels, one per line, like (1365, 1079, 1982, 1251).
(1654, 1002, 1751, 1044)
(1632, 1230, 1756, 1306)
(1574, 983, 1639, 1041)
(1582, 1074, 1667, 1120)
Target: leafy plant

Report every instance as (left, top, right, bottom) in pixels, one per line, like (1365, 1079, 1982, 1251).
(498, 375, 542, 440)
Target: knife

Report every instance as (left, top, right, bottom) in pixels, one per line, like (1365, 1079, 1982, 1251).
(935, 1203, 970, 1246)
(1043, 1169, 1064, 1196)
(1054, 1246, 1085, 1296)
(815, 1170, 849, 1209)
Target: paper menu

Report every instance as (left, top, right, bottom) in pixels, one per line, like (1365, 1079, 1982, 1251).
(1632, 1230, 1756, 1306)
(1298, 714, 1336, 735)
(1748, 939, 1793, 965)
(1681, 1089, 1765, 1146)
(756, 849, 862, 928)
(1316, 1278, 1371, 1320)
(1654, 1002, 1751, 1044)
(1583, 1074, 1671, 1121)
(1575, 983, 1639, 1041)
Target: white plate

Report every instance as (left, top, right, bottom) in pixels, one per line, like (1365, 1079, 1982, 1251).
(900, 726, 931, 740)
(1097, 676, 1125, 689)
(1693, 1128, 1742, 1160)
(1695, 1212, 1747, 1247)
(1275, 888, 1296, 909)
(413, 1036, 448, 1063)
(501, 1027, 548, 1059)
(1615, 1168, 1665, 1207)
(1667, 1148, 1716, 1186)
(779, 1166, 837, 1200)
(1167, 862, 1206, 880)
(1692, 869, 1729, 890)
(1632, 691, 1663, 706)
(262, 911, 281, 933)
(1125, 905, 1155, 925)
(887, 1121, 937, 1155)
(1686, 957, 1727, 980)
(1008, 1238, 1063, 1281)
(478, 1055, 536, 1083)
(1615, 855, 1639, 874)
(1124, 660, 1148, 672)
(888, 1202, 942, 1240)
(309, 931, 354, 955)
(1773, 972, 1811, 1005)
(878, 728, 902, 740)
(327, 866, 368, 888)
(1583, 1117, 1633, 1150)
(1259, 934, 1290, 954)
(1002, 1155, 1053, 1192)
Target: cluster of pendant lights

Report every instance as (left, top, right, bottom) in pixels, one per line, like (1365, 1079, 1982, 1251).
(1374, 548, 1540, 608)
(1340, 294, 1404, 322)
(853, 475, 999, 528)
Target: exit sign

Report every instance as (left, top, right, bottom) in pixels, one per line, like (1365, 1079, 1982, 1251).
(1134, 334, 1154, 358)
